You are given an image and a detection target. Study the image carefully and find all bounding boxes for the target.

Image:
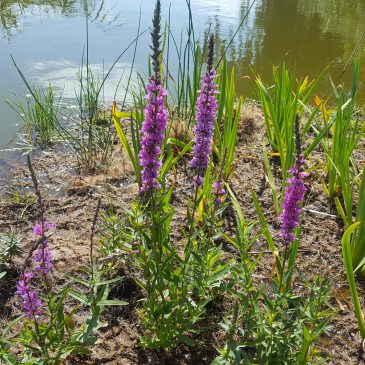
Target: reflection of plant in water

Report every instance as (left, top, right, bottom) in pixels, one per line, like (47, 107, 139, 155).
(0, 0, 117, 38)
(0, 0, 77, 36)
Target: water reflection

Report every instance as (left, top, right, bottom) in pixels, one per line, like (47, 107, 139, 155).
(29, 59, 136, 103)
(0, 0, 120, 38)
(207, 0, 365, 98)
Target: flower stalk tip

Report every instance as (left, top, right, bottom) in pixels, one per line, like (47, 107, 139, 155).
(190, 35, 218, 186)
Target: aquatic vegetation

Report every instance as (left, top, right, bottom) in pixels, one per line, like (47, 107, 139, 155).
(3, 83, 61, 149)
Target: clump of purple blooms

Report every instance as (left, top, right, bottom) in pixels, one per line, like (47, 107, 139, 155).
(16, 220, 55, 318)
(280, 119, 307, 245)
(139, 81, 168, 192)
(190, 35, 218, 186)
(211, 180, 226, 205)
(34, 240, 53, 275)
(16, 271, 43, 319)
(280, 160, 307, 244)
(32, 221, 55, 236)
(139, 0, 168, 193)
(33, 221, 55, 275)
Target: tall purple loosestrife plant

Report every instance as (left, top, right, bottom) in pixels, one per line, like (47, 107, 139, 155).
(139, 0, 168, 193)
(190, 35, 218, 187)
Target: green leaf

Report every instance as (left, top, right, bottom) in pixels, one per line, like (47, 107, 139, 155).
(297, 324, 312, 364)
(94, 276, 124, 287)
(65, 273, 90, 287)
(97, 299, 128, 306)
(251, 188, 276, 254)
(342, 222, 365, 338)
(68, 290, 89, 305)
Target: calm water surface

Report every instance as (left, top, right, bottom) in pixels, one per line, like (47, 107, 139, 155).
(0, 0, 364, 175)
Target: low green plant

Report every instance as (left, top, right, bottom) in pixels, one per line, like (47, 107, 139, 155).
(0, 232, 21, 278)
(214, 202, 333, 365)
(125, 181, 229, 350)
(0, 159, 127, 364)
(74, 65, 116, 170)
(0, 316, 23, 364)
(99, 208, 132, 256)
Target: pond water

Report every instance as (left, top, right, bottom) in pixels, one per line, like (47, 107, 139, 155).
(0, 0, 364, 175)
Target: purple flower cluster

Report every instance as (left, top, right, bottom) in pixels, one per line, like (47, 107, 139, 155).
(139, 80, 168, 192)
(280, 159, 307, 244)
(32, 221, 56, 236)
(16, 272, 43, 319)
(211, 180, 226, 205)
(33, 220, 55, 275)
(16, 221, 55, 319)
(190, 69, 218, 186)
(34, 241, 53, 275)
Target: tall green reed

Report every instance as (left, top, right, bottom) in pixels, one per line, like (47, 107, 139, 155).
(256, 64, 328, 211)
(215, 59, 242, 181)
(341, 223, 365, 339)
(322, 61, 365, 227)
(350, 164, 365, 272)
(3, 83, 61, 149)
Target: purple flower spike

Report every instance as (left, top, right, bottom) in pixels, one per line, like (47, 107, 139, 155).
(190, 35, 218, 186)
(33, 221, 56, 237)
(34, 241, 53, 275)
(138, 0, 167, 193)
(280, 160, 307, 245)
(139, 81, 168, 192)
(16, 272, 43, 319)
